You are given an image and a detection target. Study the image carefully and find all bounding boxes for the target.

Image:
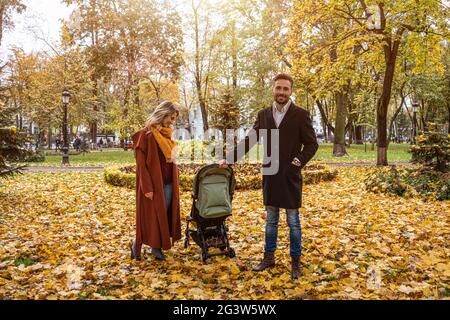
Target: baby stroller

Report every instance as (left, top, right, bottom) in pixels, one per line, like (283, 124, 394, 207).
(184, 164, 236, 262)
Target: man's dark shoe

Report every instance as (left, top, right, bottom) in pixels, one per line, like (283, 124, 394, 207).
(291, 256, 303, 280)
(253, 252, 275, 271)
(151, 248, 166, 260)
(130, 241, 141, 261)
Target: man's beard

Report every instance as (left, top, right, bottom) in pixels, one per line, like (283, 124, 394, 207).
(276, 95, 288, 103)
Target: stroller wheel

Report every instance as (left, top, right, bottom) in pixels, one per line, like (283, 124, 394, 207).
(228, 248, 236, 258)
(184, 238, 189, 248)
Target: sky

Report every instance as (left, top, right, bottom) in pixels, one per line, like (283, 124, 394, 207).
(0, 0, 224, 60)
(0, 0, 75, 59)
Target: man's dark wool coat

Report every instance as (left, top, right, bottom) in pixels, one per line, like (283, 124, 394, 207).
(227, 102, 318, 209)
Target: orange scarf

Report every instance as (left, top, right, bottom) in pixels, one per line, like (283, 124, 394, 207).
(151, 126, 177, 163)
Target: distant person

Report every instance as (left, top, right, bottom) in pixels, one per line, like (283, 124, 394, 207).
(73, 136, 81, 152)
(55, 138, 61, 151)
(98, 138, 104, 152)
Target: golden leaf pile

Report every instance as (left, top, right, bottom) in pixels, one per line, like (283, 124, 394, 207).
(0, 168, 448, 299)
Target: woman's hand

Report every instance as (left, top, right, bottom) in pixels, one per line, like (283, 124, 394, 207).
(145, 192, 154, 200)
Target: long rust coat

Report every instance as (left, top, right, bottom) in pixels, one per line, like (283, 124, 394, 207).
(132, 128, 181, 250)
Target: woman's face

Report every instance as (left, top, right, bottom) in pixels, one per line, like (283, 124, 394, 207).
(162, 112, 177, 128)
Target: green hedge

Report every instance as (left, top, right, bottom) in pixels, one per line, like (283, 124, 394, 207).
(21, 150, 46, 163)
(104, 162, 338, 191)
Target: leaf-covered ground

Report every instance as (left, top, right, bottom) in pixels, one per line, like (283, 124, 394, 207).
(0, 168, 448, 300)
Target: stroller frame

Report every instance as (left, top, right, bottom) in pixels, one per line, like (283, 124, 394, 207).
(184, 164, 236, 262)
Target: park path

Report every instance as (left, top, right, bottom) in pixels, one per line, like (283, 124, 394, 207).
(22, 162, 412, 172)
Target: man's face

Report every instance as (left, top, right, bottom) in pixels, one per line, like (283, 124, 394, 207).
(272, 79, 292, 105)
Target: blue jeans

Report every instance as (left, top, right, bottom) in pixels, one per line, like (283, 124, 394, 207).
(163, 183, 173, 210)
(264, 206, 302, 257)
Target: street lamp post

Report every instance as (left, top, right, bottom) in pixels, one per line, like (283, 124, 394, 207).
(412, 99, 419, 144)
(61, 88, 71, 166)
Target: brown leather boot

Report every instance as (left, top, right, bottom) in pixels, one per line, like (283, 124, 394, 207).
(253, 252, 275, 272)
(291, 256, 303, 280)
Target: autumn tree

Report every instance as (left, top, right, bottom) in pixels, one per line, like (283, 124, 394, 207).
(210, 88, 240, 143)
(0, 0, 28, 176)
(0, 0, 25, 46)
(184, 0, 292, 135)
(408, 48, 450, 134)
(63, 0, 118, 142)
(185, 0, 221, 133)
(288, 0, 448, 165)
(64, 0, 183, 142)
(66, 0, 184, 136)
(7, 25, 95, 147)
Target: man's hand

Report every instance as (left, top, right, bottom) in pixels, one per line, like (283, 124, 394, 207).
(145, 192, 154, 200)
(218, 159, 229, 168)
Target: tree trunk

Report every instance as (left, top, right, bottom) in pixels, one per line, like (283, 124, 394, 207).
(89, 15, 99, 145)
(47, 126, 52, 150)
(420, 100, 428, 132)
(90, 122, 98, 143)
(377, 34, 402, 166)
(315, 99, 335, 134)
(348, 122, 354, 146)
(355, 125, 363, 144)
(231, 22, 238, 91)
(388, 97, 405, 146)
(322, 118, 328, 142)
(193, 4, 208, 133)
(333, 92, 348, 157)
(0, 7, 4, 46)
(447, 104, 450, 134)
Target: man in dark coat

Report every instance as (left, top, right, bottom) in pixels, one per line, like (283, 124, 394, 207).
(221, 73, 318, 279)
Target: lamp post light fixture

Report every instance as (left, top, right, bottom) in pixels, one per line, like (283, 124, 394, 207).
(411, 99, 419, 144)
(61, 88, 71, 166)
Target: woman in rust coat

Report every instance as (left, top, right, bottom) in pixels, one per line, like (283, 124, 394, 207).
(130, 101, 182, 261)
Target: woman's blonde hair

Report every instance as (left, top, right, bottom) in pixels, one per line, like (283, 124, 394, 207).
(145, 101, 180, 131)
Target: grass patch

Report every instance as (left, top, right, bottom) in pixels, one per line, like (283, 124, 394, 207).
(13, 254, 35, 267)
(27, 142, 412, 166)
(96, 288, 110, 296)
(312, 143, 412, 162)
(26, 149, 135, 167)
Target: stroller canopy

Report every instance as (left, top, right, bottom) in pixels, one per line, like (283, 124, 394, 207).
(192, 164, 236, 219)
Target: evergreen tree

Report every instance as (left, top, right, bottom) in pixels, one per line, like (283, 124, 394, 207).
(0, 103, 30, 177)
(410, 127, 449, 173)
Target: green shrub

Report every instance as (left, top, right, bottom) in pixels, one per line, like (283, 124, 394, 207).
(22, 150, 46, 162)
(365, 166, 449, 201)
(104, 162, 338, 191)
(104, 167, 136, 189)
